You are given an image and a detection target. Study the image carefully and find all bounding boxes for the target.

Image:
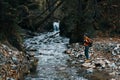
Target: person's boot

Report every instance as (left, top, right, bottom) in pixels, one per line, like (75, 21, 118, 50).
(85, 59, 91, 63)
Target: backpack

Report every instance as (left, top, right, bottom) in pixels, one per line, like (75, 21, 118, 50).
(88, 39, 93, 47)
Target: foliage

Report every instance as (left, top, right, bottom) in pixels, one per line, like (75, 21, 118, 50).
(0, 0, 40, 50)
(60, 0, 119, 43)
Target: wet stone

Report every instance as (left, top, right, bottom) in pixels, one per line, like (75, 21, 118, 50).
(79, 60, 84, 63)
(11, 65, 17, 70)
(86, 68, 94, 74)
(82, 63, 91, 68)
(29, 47, 37, 51)
(94, 59, 106, 68)
(7, 77, 15, 80)
(108, 63, 117, 69)
(110, 78, 116, 80)
(65, 49, 71, 54)
(12, 57, 18, 63)
(109, 71, 116, 76)
(104, 59, 111, 64)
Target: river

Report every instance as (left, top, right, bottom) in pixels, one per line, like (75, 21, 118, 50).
(24, 31, 88, 80)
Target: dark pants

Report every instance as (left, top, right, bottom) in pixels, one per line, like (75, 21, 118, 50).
(84, 46, 89, 59)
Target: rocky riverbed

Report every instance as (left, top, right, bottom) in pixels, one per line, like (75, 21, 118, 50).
(1, 29, 119, 80)
(0, 42, 38, 80)
(23, 30, 120, 80)
(65, 38, 120, 80)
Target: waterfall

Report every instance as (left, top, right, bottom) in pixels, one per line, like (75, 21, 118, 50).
(53, 21, 60, 32)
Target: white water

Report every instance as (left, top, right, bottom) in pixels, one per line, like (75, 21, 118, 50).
(24, 32, 87, 80)
(53, 21, 60, 32)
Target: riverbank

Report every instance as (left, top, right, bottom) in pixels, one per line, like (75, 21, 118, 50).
(65, 37, 120, 80)
(0, 41, 38, 80)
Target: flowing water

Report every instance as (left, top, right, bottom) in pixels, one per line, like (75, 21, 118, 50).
(24, 31, 88, 80)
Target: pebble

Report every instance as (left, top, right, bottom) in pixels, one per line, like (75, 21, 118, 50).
(79, 60, 84, 63)
(86, 68, 94, 73)
(109, 71, 116, 76)
(110, 78, 116, 80)
(65, 49, 71, 54)
(104, 59, 111, 64)
(117, 55, 120, 58)
(82, 63, 91, 68)
(108, 63, 117, 69)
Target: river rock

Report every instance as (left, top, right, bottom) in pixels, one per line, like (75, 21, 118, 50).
(118, 66, 120, 69)
(110, 79, 116, 80)
(112, 51, 117, 56)
(117, 55, 120, 58)
(7, 77, 15, 80)
(12, 56, 18, 63)
(112, 44, 120, 55)
(81, 63, 90, 67)
(79, 60, 84, 63)
(86, 68, 94, 73)
(0, 42, 37, 80)
(109, 71, 116, 76)
(82, 63, 95, 68)
(28, 46, 37, 51)
(65, 49, 72, 54)
(11, 65, 17, 70)
(104, 59, 111, 64)
(94, 59, 106, 68)
(28, 52, 35, 57)
(108, 63, 117, 69)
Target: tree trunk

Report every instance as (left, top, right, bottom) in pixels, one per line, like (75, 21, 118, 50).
(35, 0, 64, 30)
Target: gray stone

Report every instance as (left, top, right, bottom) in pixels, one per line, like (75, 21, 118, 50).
(118, 66, 120, 69)
(82, 63, 95, 68)
(117, 55, 120, 58)
(79, 60, 84, 63)
(104, 59, 111, 64)
(12, 56, 18, 64)
(108, 63, 117, 69)
(110, 78, 116, 80)
(86, 68, 94, 73)
(94, 59, 106, 68)
(112, 50, 117, 55)
(109, 71, 116, 76)
(112, 44, 120, 55)
(11, 65, 17, 70)
(65, 49, 71, 54)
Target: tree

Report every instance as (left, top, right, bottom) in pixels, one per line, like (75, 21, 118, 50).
(0, 0, 40, 50)
(60, 0, 120, 43)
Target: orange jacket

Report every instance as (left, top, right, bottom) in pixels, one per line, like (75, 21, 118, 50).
(84, 36, 92, 46)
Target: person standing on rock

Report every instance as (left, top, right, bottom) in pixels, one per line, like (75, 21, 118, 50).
(83, 34, 93, 63)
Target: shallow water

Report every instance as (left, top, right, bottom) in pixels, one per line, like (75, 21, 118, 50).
(24, 32, 88, 80)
